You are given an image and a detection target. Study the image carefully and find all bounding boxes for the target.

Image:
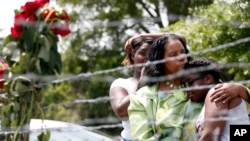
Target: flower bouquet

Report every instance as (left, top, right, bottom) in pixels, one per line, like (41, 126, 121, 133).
(0, 0, 71, 140)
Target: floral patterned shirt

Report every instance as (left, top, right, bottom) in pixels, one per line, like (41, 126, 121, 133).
(128, 84, 202, 141)
(155, 90, 202, 141)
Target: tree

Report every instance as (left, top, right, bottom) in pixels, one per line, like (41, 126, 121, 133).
(165, 0, 250, 84)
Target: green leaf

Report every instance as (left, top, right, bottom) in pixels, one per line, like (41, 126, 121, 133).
(48, 50, 62, 74)
(2, 41, 18, 56)
(22, 27, 38, 52)
(10, 49, 21, 62)
(14, 81, 29, 92)
(3, 34, 14, 45)
(38, 47, 50, 62)
(39, 35, 51, 52)
(36, 59, 42, 74)
(37, 130, 51, 141)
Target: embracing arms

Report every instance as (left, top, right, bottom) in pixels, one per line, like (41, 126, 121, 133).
(210, 82, 250, 103)
(199, 85, 245, 141)
(199, 88, 229, 141)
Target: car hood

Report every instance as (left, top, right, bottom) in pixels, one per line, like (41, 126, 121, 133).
(29, 119, 114, 141)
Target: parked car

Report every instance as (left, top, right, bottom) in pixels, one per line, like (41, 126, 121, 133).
(28, 119, 115, 141)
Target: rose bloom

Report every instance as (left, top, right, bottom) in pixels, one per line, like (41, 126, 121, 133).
(0, 61, 9, 89)
(41, 7, 71, 36)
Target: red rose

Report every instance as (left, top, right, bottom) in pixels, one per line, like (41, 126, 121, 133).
(21, 0, 50, 21)
(42, 7, 58, 22)
(10, 0, 70, 38)
(58, 10, 70, 22)
(0, 61, 9, 89)
(11, 13, 26, 38)
(49, 20, 70, 36)
(21, 0, 50, 12)
(40, 7, 71, 36)
(11, 27, 23, 38)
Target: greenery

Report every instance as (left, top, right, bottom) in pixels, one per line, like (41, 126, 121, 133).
(0, 0, 249, 138)
(165, 0, 250, 83)
(0, 0, 70, 140)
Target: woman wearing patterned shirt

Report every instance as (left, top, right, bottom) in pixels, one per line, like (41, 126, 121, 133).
(128, 33, 250, 141)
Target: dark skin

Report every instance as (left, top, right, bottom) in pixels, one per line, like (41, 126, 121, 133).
(109, 43, 151, 119)
(186, 73, 248, 141)
(158, 39, 187, 91)
(211, 83, 250, 103)
(201, 90, 242, 141)
(110, 33, 165, 120)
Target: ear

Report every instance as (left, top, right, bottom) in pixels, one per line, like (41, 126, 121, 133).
(204, 74, 214, 84)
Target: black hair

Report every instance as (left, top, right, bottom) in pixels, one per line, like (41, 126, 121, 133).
(123, 37, 154, 65)
(185, 57, 221, 83)
(141, 33, 191, 86)
(132, 37, 154, 52)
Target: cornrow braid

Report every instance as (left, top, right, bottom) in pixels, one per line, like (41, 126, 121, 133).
(185, 57, 221, 83)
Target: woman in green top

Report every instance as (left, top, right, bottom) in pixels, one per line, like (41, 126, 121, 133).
(128, 33, 250, 141)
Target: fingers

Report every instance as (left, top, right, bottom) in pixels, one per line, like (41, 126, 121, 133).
(210, 83, 236, 103)
(210, 88, 224, 102)
(210, 84, 223, 98)
(211, 93, 226, 102)
(212, 94, 231, 103)
(222, 96, 231, 103)
(213, 84, 223, 90)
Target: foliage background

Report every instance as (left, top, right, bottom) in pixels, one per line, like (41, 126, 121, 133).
(1, 0, 249, 137)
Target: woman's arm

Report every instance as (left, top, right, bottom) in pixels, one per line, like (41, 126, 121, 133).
(209, 82, 250, 103)
(199, 88, 228, 141)
(128, 94, 156, 140)
(109, 86, 130, 119)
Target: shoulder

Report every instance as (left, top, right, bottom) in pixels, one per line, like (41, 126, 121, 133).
(136, 85, 157, 97)
(205, 87, 227, 109)
(129, 85, 157, 110)
(111, 78, 127, 83)
(110, 78, 129, 89)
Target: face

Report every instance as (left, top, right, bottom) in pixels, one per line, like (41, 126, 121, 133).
(132, 43, 152, 73)
(163, 40, 187, 74)
(186, 73, 208, 102)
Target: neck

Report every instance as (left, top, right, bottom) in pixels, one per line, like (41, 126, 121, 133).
(134, 72, 141, 80)
(167, 78, 182, 86)
(159, 78, 182, 91)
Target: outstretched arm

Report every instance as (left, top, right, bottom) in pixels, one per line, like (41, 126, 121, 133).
(209, 82, 250, 103)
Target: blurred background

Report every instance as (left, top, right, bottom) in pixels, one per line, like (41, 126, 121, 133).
(0, 0, 250, 139)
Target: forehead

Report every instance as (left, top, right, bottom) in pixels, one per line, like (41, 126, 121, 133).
(164, 40, 184, 51)
(136, 43, 152, 51)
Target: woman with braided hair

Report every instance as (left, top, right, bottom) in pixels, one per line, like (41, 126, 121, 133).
(128, 33, 250, 141)
(109, 33, 164, 141)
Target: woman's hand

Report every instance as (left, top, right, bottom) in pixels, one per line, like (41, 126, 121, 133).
(209, 83, 250, 103)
